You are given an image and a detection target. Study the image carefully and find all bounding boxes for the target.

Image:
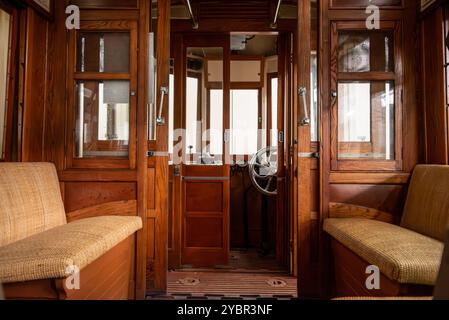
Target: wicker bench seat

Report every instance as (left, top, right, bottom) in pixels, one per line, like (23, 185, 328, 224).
(0, 216, 142, 284)
(324, 218, 443, 285)
(324, 165, 449, 297)
(0, 163, 142, 299)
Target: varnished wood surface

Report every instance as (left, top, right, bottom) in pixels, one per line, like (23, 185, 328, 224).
(148, 0, 171, 293)
(63, 182, 137, 212)
(329, 202, 395, 224)
(297, 0, 317, 298)
(21, 8, 49, 162)
(329, 172, 410, 185)
(1, 3, 19, 162)
(329, 184, 406, 226)
(67, 200, 137, 222)
(420, 7, 449, 165)
(167, 271, 297, 298)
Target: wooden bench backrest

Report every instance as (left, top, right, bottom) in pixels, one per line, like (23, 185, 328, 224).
(401, 165, 449, 242)
(0, 163, 66, 246)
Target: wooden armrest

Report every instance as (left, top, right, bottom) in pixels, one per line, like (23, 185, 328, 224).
(329, 202, 395, 224)
(66, 200, 137, 223)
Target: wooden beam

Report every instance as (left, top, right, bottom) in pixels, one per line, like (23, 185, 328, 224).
(297, 0, 316, 298)
(135, 0, 150, 300)
(149, 0, 171, 294)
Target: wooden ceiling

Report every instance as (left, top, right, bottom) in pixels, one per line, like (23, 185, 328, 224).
(171, 0, 302, 21)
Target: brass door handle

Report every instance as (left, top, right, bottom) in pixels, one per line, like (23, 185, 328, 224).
(298, 87, 310, 126)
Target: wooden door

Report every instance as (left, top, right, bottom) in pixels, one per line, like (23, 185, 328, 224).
(180, 35, 231, 267)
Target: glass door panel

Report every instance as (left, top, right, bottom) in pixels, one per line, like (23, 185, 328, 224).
(185, 47, 224, 165)
(180, 39, 230, 268)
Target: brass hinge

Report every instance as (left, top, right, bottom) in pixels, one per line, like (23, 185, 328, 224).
(279, 131, 285, 143)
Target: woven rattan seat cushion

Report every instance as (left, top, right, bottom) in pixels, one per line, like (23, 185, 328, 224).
(324, 218, 443, 285)
(0, 216, 142, 283)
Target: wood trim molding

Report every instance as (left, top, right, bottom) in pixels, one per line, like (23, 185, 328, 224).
(59, 170, 138, 182)
(329, 172, 411, 185)
(329, 202, 395, 224)
(66, 200, 137, 222)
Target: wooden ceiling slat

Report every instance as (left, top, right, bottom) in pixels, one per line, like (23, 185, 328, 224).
(196, 0, 272, 20)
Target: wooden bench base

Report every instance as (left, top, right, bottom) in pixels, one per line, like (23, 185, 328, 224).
(4, 236, 136, 300)
(330, 239, 434, 298)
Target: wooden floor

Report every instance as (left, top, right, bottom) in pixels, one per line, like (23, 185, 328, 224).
(177, 250, 285, 273)
(227, 250, 285, 272)
(147, 250, 296, 300)
(162, 271, 297, 299)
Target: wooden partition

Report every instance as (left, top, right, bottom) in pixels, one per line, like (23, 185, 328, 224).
(0, 2, 53, 163)
(319, 0, 420, 297)
(44, 0, 149, 299)
(420, 3, 449, 165)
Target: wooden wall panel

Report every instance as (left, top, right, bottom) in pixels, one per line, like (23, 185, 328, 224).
(420, 7, 449, 165)
(64, 182, 137, 212)
(329, 184, 406, 222)
(147, 168, 155, 210)
(45, 0, 67, 170)
(149, 0, 171, 293)
(185, 182, 223, 212)
(186, 217, 223, 248)
(146, 217, 156, 288)
(21, 8, 49, 162)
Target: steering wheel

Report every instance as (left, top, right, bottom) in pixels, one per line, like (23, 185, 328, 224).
(248, 147, 278, 196)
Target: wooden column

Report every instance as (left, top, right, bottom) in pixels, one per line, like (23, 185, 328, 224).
(151, 0, 171, 293)
(297, 0, 317, 298)
(135, 0, 150, 300)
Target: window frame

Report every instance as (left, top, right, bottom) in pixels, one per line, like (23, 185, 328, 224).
(229, 56, 264, 160)
(0, 3, 19, 162)
(444, 5, 449, 163)
(205, 85, 224, 157)
(66, 20, 138, 169)
(229, 87, 262, 160)
(185, 70, 202, 161)
(330, 20, 403, 172)
(267, 72, 278, 147)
